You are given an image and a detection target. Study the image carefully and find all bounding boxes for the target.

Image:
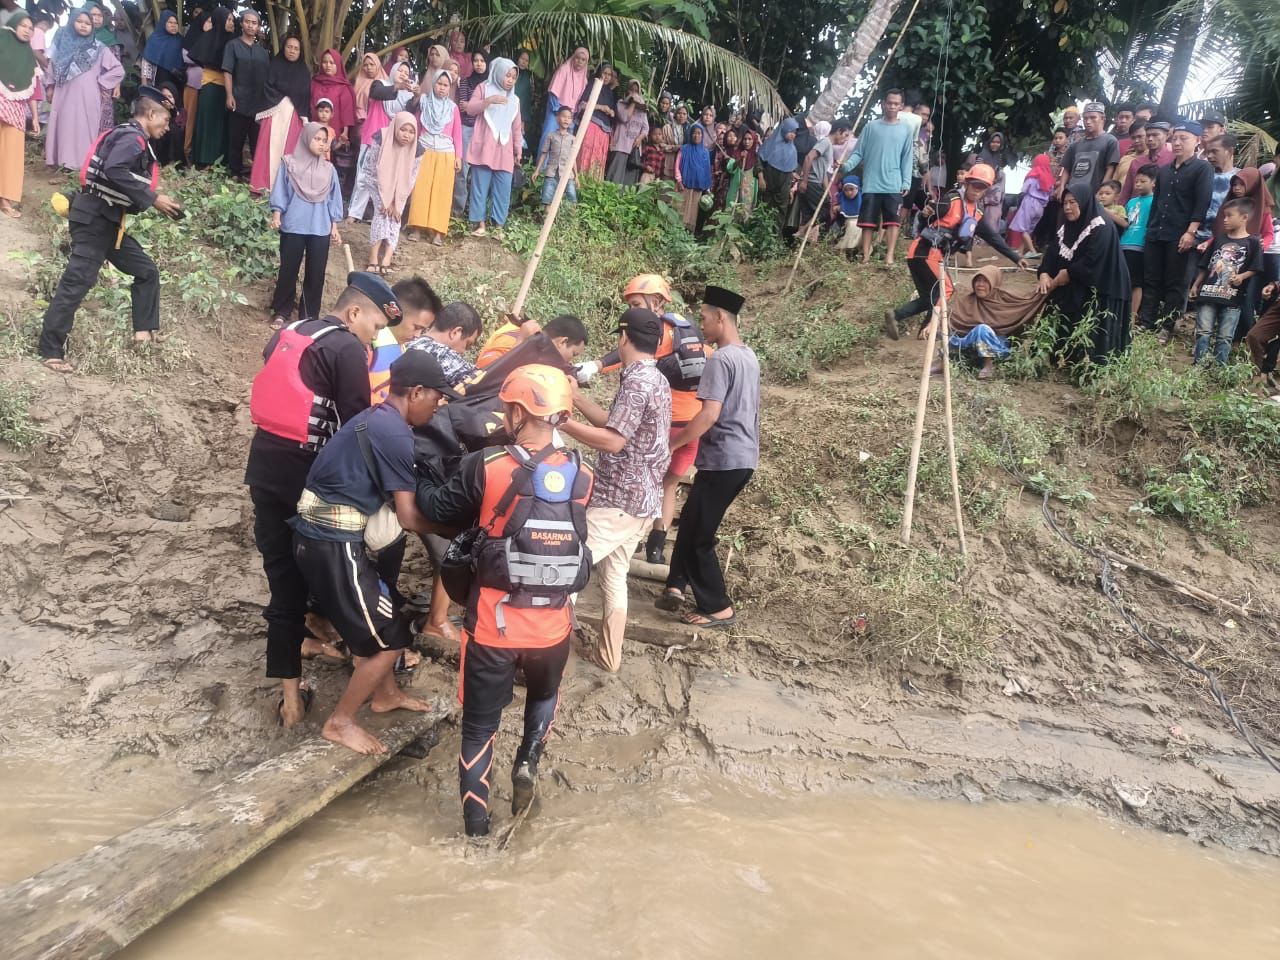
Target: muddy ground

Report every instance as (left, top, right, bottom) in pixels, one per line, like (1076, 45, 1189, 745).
(1, 164, 1278, 866)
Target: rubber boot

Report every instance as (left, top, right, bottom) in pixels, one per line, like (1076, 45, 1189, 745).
(465, 814, 491, 838)
(644, 528, 667, 565)
(511, 739, 545, 816)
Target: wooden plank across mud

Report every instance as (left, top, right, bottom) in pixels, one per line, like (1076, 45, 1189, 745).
(0, 699, 455, 960)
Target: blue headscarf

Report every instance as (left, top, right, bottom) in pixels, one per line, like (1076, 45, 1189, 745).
(679, 126, 711, 190)
(50, 6, 105, 86)
(757, 116, 800, 173)
(838, 174, 862, 218)
(142, 11, 185, 74)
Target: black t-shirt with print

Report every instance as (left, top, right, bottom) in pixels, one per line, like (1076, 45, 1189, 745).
(1197, 234, 1263, 306)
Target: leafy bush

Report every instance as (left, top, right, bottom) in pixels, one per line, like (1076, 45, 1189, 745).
(1141, 450, 1249, 546)
(0, 381, 38, 450)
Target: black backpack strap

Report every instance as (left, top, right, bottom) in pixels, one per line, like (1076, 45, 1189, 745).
(489, 443, 559, 523)
(355, 419, 393, 506)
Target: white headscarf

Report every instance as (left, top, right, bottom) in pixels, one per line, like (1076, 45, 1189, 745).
(812, 120, 832, 140)
(481, 56, 520, 145)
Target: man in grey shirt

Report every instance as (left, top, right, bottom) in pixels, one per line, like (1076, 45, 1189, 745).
(222, 10, 269, 179)
(656, 285, 759, 629)
(1058, 101, 1119, 197)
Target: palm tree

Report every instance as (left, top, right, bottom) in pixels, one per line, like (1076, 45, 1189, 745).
(806, 0, 902, 123)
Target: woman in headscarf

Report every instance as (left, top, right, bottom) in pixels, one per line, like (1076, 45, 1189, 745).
(268, 121, 344, 327)
(140, 10, 184, 91)
(447, 28, 472, 80)
(188, 5, 234, 167)
(575, 61, 615, 178)
(606, 78, 648, 186)
(311, 48, 356, 197)
(735, 128, 761, 212)
(353, 52, 387, 146)
(180, 10, 208, 162)
(385, 44, 418, 82)
(538, 48, 588, 157)
(150, 80, 183, 166)
(975, 130, 1011, 229)
(834, 173, 863, 257)
(674, 124, 711, 230)
(249, 35, 311, 195)
(661, 102, 690, 179)
(1037, 181, 1132, 362)
(464, 56, 522, 237)
(358, 111, 423, 271)
(711, 126, 741, 211)
(941, 265, 1047, 378)
(45, 6, 122, 174)
(757, 116, 799, 216)
(791, 119, 833, 239)
(513, 49, 536, 149)
(348, 59, 417, 222)
(405, 68, 462, 245)
(0, 9, 39, 217)
(1009, 152, 1056, 254)
(89, 4, 117, 47)
(451, 50, 488, 217)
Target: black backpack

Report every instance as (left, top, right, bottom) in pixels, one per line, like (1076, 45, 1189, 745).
(655, 311, 707, 391)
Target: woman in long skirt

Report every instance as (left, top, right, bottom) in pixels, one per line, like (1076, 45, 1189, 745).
(188, 6, 234, 167)
(674, 125, 711, 230)
(405, 69, 461, 245)
(44, 7, 123, 174)
(250, 36, 310, 194)
(361, 112, 423, 272)
(0, 9, 40, 217)
(575, 62, 615, 179)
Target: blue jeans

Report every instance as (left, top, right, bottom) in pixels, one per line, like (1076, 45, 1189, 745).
(1194, 301, 1241, 365)
(469, 165, 513, 227)
(540, 174, 577, 206)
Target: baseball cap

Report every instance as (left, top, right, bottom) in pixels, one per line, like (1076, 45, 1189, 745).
(388, 350, 461, 399)
(1082, 101, 1106, 116)
(614, 307, 662, 343)
(346, 271, 403, 325)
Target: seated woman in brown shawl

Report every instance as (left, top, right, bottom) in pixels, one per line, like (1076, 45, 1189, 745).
(931, 265, 1046, 379)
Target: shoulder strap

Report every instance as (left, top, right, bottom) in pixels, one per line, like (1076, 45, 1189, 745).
(355, 417, 393, 506)
(489, 444, 559, 523)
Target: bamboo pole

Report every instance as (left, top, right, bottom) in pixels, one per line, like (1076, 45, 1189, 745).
(342, 240, 355, 274)
(900, 292, 940, 545)
(512, 78, 604, 317)
(781, 0, 923, 296)
(936, 272, 967, 555)
(0, 700, 453, 960)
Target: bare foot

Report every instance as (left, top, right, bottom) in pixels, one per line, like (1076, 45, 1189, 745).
(322, 716, 388, 754)
(0, 201, 20, 219)
(400, 648, 422, 669)
(419, 618, 459, 643)
(301, 636, 345, 660)
(370, 688, 432, 714)
(305, 612, 344, 647)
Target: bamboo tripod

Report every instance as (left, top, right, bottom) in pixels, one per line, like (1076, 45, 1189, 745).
(511, 78, 605, 317)
(781, 0, 923, 296)
(900, 255, 966, 554)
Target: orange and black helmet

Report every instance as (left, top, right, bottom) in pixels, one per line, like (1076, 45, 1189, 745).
(499, 364, 574, 419)
(622, 273, 673, 303)
(965, 163, 996, 187)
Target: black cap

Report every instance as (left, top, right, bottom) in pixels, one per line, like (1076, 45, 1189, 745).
(389, 350, 461, 399)
(1147, 119, 1172, 131)
(614, 307, 662, 351)
(703, 285, 745, 316)
(346, 271, 403, 325)
(1199, 115, 1226, 127)
(137, 85, 172, 111)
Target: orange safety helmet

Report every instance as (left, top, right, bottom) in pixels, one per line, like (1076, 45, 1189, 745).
(622, 273, 673, 303)
(965, 163, 996, 187)
(499, 364, 574, 419)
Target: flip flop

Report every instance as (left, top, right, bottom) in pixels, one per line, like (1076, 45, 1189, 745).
(655, 588, 684, 612)
(42, 357, 75, 373)
(276, 684, 314, 726)
(680, 610, 736, 630)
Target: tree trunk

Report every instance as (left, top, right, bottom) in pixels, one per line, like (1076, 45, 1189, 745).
(1159, 0, 1202, 115)
(807, 0, 903, 123)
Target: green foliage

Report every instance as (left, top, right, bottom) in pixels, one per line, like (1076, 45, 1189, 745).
(1002, 303, 1098, 382)
(1140, 450, 1250, 547)
(0, 381, 38, 450)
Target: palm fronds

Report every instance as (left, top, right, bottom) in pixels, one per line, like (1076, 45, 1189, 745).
(383, 12, 787, 118)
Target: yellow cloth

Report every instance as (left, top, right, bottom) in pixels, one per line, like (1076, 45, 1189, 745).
(406, 148, 455, 234)
(0, 123, 24, 204)
(476, 321, 520, 369)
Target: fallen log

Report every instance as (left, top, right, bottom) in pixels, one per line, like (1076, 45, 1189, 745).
(0, 698, 455, 960)
(628, 556, 670, 583)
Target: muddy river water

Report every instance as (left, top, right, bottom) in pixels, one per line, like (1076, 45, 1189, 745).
(4, 756, 1280, 958)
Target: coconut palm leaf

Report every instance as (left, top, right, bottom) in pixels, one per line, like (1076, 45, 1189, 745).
(382, 12, 787, 118)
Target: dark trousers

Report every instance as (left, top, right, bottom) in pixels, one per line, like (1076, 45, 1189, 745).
(1246, 298, 1280, 373)
(459, 635, 570, 831)
(249, 486, 310, 679)
(894, 255, 944, 327)
(38, 216, 160, 360)
(666, 468, 753, 614)
(225, 111, 259, 179)
(270, 231, 330, 322)
(1139, 238, 1194, 332)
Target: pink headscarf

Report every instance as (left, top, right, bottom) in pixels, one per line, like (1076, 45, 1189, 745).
(376, 112, 419, 213)
(283, 122, 338, 203)
(310, 47, 356, 132)
(353, 52, 386, 122)
(547, 48, 589, 109)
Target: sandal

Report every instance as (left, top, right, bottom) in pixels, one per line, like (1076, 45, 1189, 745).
(680, 610, 736, 630)
(365, 262, 379, 273)
(276, 684, 314, 726)
(655, 587, 684, 612)
(42, 357, 75, 373)
(268, 315, 287, 331)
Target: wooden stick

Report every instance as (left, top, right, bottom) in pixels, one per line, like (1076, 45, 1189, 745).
(0, 701, 453, 960)
(782, 0, 924, 296)
(936, 270, 967, 555)
(1097, 547, 1257, 620)
(341, 241, 355, 274)
(512, 78, 604, 317)
(900, 295, 941, 545)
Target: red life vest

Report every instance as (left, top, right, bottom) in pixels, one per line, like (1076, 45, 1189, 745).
(79, 124, 160, 210)
(249, 320, 343, 450)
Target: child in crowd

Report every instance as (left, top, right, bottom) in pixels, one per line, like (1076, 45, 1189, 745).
(1009, 153, 1055, 255)
(1190, 198, 1263, 365)
(268, 122, 346, 328)
(536, 104, 577, 205)
(359, 112, 423, 274)
(640, 127, 665, 185)
(834, 173, 862, 260)
(1121, 164, 1157, 317)
(313, 98, 336, 160)
(1097, 180, 1128, 229)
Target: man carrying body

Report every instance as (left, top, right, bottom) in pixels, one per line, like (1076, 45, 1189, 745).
(222, 9, 269, 179)
(842, 89, 914, 266)
(1058, 102, 1119, 199)
(417, 365, 594, 838)
(292, 351, 458, 754)
(369, 277, 442, 404)
(562, 308, 671, 673)
(38, 88, 181, 372)
(246, 272, 400, 726)
(656, 286, 759, 630)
